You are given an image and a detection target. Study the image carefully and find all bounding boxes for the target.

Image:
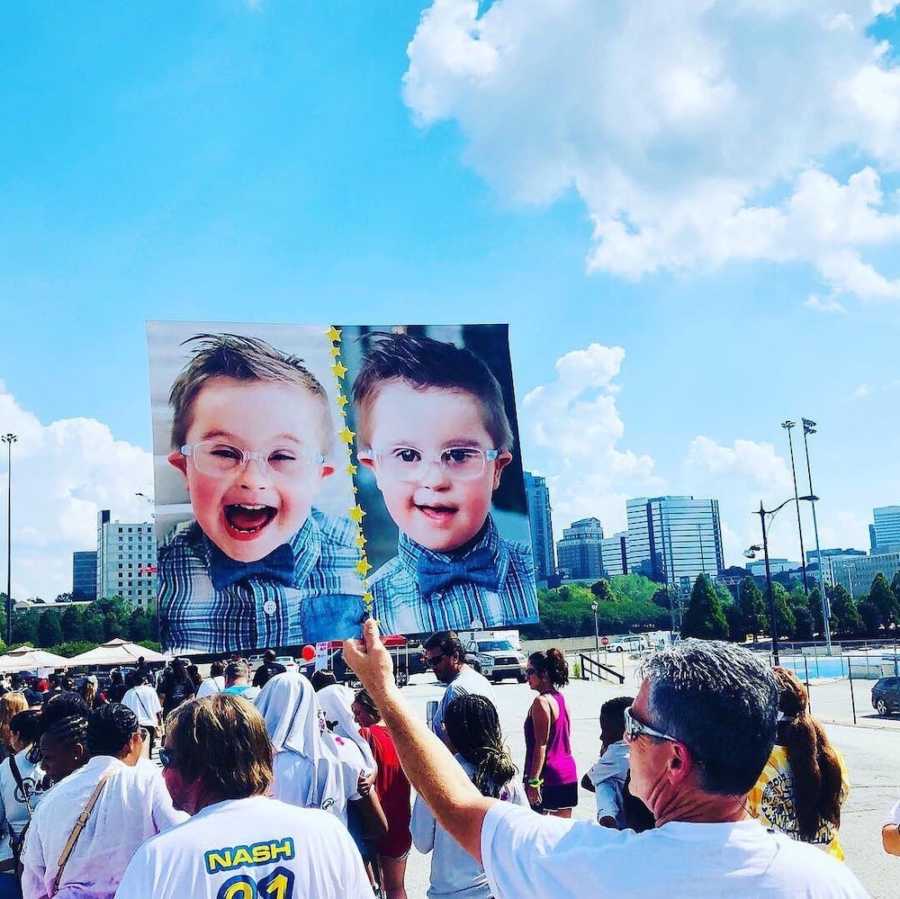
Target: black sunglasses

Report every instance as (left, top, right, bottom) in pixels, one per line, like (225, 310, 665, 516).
(158, 748, 178, 770)
(423, 653, 445, 668)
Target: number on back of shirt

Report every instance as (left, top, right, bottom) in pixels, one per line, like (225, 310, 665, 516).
(217, 868, 294, 899)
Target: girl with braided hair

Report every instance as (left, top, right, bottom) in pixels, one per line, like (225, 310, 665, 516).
(412, 694, 526, 899)
(748, 666, 848, 859)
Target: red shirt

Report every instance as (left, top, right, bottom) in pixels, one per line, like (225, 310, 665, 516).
(361, 724, 412, 858)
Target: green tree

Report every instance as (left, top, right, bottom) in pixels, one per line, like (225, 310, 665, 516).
(61, 605, 84, 642)
(858, 599, 882, 636)
(869, 573, 899, 625)
(738, 577, 766, 639)
(792, 605, 814, 640)
(11, 610, 39, 646)
(772, 583, 795, 639)
(681, 575, 728, 640)
(128, 608, 150, 642)
(808, 586, 826, 637)
(891, 571, 900, 611)
(828, 585, 863, 636)
(37, 611, 63, 648)
(590, 579, 614, 602)
(82, 612, 105, 643)
(725, 601, 747, 642)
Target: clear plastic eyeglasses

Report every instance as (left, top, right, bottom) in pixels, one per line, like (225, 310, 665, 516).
(181, 441, 326, 478)
(358, 446, 501, 482)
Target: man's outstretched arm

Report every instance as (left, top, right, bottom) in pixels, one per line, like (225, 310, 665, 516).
(344, 620, 494, 863)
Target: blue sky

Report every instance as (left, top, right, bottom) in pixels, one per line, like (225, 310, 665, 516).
(2, 1, 900, 599)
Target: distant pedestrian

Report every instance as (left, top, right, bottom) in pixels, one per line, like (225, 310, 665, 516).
(122, 672, 163, 757)
(748, 666, 848, 858)
(222, 661, 258, 700)
(186, 665, 203, 691)
(523, 648, 577, 817)
(423, 632, 494, 743)
(195, 661, 225, 698)
(80, 675, 105, 711)
(413, 693, 526, 899)
(106, 671, 128, 705)
(252, 650, 286, 689)
(0, 696, 27, 763)
(353, 689, 411, 899)
(157, 659, 196, 717)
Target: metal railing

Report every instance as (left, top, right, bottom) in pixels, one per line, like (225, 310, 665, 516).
(579, 653, 625, 684)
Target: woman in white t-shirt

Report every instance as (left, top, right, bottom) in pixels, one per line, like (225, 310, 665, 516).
(0, 710, 47, 898)
(412, 693, 527, 899)
(195, 661, 226, 698)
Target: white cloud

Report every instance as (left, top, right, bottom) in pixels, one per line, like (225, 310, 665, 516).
(804, 294, 847, 314)
(0, 386, 153, 601)
(684, 436, 801, 564)
(520, 344, 661, 537)
(404, 0, 900, 302)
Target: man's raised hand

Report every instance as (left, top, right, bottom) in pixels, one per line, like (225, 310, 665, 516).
(343, 619, 397, 701)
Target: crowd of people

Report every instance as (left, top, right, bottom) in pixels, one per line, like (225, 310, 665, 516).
(0, 630, 891, 897)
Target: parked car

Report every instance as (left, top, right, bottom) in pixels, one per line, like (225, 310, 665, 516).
(872, 676, 900, 717)
(275, 656, 299, 673)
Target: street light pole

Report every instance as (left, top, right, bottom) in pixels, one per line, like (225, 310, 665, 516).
(755, 501, 780, 667)
(782, 421, 809, 595)
(591, 601, 599, 660)
(801, 419, 831, 654)
(2, 433, 17, 647)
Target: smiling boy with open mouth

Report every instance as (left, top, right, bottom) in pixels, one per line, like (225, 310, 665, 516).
(158, 333, 366, 653)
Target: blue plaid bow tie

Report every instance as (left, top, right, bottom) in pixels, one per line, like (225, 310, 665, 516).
(417, 547, 499, 596)
(209, 542, 296, 591)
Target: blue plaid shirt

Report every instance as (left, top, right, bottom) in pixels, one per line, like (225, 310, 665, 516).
(159, 508, 366, 653)
(369, 516, 538, 636)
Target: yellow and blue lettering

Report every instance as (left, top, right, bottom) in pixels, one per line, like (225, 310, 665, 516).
(205, 838, 295, 875)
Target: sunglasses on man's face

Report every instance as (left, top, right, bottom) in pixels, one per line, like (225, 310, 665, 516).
(623, 706, 679, 745)
(423, 654, 445, 668)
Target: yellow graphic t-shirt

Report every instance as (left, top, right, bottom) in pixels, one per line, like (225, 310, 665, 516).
(747, 745, 848, 860)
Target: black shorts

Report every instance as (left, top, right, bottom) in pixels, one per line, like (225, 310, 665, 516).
(532, 781, 578, 813)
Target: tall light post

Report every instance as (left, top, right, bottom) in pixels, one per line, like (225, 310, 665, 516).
(781, 421, 809, 595)
(2, 433, 17, 646)
(751, 494, 818, 667)
(591, 600, 600, 660)
(801, 419, 831, 653)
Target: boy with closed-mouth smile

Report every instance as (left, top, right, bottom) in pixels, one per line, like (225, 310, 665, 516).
(158, 333, 366, 653)
(353, 332, 538, 635)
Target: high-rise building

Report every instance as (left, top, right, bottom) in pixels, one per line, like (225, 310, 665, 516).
(524, 471, 555, 581)
(72, 551, 97, 600)
(96, 509, 157, 608)
(600, 532, 628, 577)
(826, 551, 900, 598)
(746, 558, 796, 577)
(626, 496, 724, 586)
(871, 507, 900, 553)
(556, 517, 604, 580)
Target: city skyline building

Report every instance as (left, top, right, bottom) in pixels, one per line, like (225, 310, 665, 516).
(600, 531, 628, 577)
(72, 550, 97, 600)
(524, 471, 556, 582)
(746, 557, 797, 577)
(96, 509, 157, 608)
(626, 496, 724, 587)
(871, 506, 900, 553)
(826, 550, 900, 598)
(556, 517, 605, 581)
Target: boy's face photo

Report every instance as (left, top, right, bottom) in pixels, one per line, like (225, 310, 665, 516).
(361, 380, 511, 553)
(169, 376, 334, 563)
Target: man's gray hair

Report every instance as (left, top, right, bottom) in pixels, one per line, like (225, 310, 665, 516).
(640, 640, 777, 796)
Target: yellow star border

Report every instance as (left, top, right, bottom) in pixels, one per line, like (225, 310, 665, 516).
(327, 324, 373, 615)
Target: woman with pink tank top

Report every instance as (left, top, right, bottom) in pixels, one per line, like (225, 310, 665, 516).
(523, 648, 578, 817)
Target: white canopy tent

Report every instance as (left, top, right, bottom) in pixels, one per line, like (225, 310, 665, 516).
(66, 639, 167, 668)
(0, 645, 71, 672)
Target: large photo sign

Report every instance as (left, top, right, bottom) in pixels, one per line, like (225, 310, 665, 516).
(148, 322, 536, 653)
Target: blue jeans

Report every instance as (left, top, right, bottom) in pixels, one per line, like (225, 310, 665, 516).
(0, 874, 22, 899)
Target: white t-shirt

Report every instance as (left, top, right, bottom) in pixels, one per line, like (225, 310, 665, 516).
(196, 676, 225, 698)
(21, 755, 187, 899)
(122, 684, 163, 727)
(586, 741, 630, 826)
(115, 795, 371, 899)
(431, 667, 495, 741)
(0, 749, 47, 862)
(480, 805, 871, 898)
